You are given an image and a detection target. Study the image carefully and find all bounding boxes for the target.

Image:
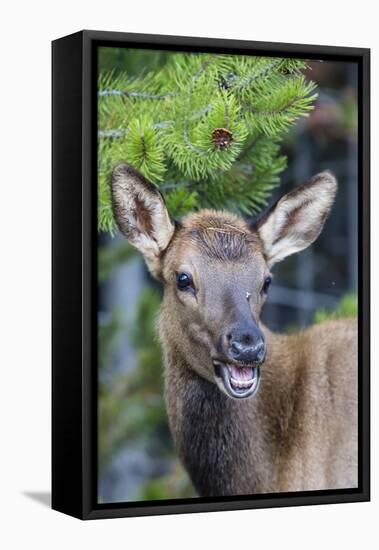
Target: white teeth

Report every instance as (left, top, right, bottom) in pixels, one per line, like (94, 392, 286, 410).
(230, 377, 255, 388)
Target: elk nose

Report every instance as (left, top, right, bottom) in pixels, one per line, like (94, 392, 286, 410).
(227, 328, 266, 364)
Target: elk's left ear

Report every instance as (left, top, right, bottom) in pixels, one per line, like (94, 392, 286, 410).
(254, 171, 337, 268)
(111, 163, 175, 277)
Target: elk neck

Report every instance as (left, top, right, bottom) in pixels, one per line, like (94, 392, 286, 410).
(162, 326, 299, 496)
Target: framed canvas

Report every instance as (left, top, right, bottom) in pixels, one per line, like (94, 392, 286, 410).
(52, 30, 370, 520)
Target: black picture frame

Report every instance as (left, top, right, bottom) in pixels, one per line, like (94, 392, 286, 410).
(52, 30, 370, 520)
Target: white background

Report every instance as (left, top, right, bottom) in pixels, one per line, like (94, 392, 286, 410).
(0, 1, 376, 548)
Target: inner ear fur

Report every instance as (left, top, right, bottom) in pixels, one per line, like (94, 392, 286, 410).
(111, 163, 175, 277)
(253, 171, 337, 268)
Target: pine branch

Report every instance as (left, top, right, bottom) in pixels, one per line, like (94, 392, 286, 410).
(98, 89, 174, 100)
(97, 52, 318, 234)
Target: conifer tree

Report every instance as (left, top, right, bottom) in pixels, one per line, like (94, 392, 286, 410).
(98, 53, 317, 234)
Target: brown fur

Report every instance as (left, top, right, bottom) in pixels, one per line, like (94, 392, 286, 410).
(111, 164, 357, 496)
(161, 318, 357, 495)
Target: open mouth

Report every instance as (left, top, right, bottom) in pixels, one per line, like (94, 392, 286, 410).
(213, 361, 261, 399)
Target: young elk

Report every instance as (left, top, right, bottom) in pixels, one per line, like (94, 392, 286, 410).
(111, 163, 357, 496)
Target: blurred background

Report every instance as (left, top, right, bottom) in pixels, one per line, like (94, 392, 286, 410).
(97, 49, 358, 503)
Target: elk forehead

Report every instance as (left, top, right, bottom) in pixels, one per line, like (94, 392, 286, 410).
(164, 209, 263, 271)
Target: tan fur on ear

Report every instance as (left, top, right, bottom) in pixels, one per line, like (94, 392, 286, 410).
(257, 171, 337, 267)
(111, 163, 175, 277)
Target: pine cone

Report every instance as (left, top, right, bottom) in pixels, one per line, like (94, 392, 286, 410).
(212, 128, 233, 150)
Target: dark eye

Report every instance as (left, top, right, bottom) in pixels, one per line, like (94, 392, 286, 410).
(263, 275, 272, 294)
(176, 272, 194, 292)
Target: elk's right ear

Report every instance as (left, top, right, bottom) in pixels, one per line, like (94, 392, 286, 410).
(253, 171, 337, 268)
(111, 163, 175, 278)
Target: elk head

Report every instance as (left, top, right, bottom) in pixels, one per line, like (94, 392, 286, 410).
(111, 163, 337, 399)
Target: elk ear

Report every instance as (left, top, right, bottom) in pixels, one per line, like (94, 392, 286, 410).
(254, 171, 337, 268)
(111, 163, 175, 277)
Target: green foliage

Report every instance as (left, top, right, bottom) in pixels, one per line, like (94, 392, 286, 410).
(124, 117, 167, 182)
(244, 76, 316, 136)
(138, 462, 196, 501)
(98, 51, 317, 233)
(98, 287, 163, 470)
(98, 240, 136, 282)
(314, 293, 358, 324)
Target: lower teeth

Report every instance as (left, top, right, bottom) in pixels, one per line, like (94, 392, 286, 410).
(230, 377, 254, 389)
